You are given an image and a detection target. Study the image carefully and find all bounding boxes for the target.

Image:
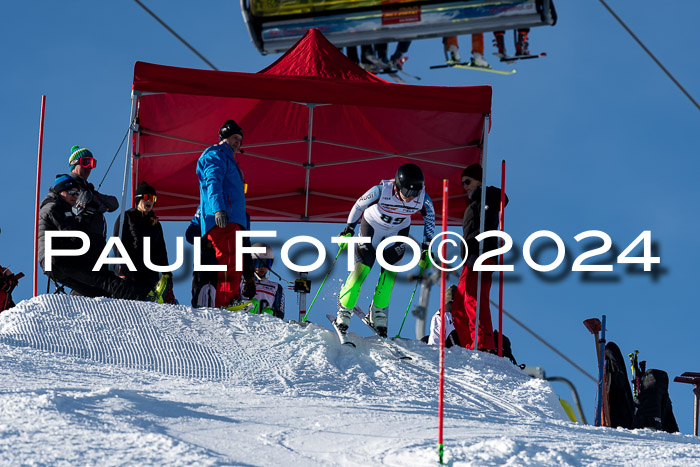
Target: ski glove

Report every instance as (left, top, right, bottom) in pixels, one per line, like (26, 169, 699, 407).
(215, 211, 228, 229)
(73, 190, 94, 216)
(241, 278, 256, 299)
(418, 242, 432, 270)
(338, 225, 355, 252)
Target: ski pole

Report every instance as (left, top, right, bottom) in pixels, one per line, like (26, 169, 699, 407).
(396, 267, 425, 338)
(303, 246, 343, 322)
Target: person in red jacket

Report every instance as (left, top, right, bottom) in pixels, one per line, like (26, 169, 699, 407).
(451, 164, 508, 351)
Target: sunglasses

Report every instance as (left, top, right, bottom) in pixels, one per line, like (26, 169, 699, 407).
(78, 156, 97, 168)
(461, 179, 473, 186)
(137, 194, 157, 202)
(253, 258, 273, 269)
(66, 190, 79, 196)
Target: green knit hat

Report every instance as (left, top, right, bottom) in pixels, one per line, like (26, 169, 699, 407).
(69, 145, 93, 168)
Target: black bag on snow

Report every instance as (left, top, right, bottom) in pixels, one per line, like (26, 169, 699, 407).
(633, 369, 679, 433)
(493, 329, 517, 365)
(604, 342, 635, 429)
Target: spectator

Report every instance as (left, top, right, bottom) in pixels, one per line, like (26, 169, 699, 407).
(39, 174, 147, 300)
(196, 120, 256, 308)
(244, 243, 285, 319)
(113, 181, 175, 304)
(451, 164, 508, 350)
(425, 284, 461, 347)
(67, 145, 119, 241)
(185, 207, 218, 307)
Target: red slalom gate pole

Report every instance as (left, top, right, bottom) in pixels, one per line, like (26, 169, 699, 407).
(438, 179, 449, 464)
(33, 95, 46, 297)
(498, 160, 506, 357)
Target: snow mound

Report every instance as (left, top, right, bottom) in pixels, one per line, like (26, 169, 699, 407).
(2, 295, 699, 465)
(0, 295, 561, 420)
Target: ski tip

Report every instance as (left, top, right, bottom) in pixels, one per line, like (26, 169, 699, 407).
(343, 342, 357, 347)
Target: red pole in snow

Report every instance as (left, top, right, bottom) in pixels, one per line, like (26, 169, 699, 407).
(33, 95, 46, 298)
(438, 179, 449, 464)
(498, 161, 506, 357)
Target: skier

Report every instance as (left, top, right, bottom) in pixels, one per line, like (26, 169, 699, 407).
(112, 181, 175, 304)
(243, 243, 285, 319)
(451, 163, 508, 351)
(443, 34, 489, 67)
(335, 163, 435, 338)
(196, 120, 256, 309)
(66, 145, 119, 241)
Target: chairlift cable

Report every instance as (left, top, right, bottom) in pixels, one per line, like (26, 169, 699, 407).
(97, 127, 129, 191)
(598, 0, 699, 112)
(133, 0, 219, 71)
(490, 299, 597, 383)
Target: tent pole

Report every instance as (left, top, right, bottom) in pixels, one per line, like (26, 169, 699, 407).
(498, 160, 506, 357)
(118, 92, 140, 242)
(33, 95, 46, 297)
(474, 114, 490, 351)
(303, 104, 316, 221)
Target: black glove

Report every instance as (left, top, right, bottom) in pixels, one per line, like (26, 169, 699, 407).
(73, 190, 94, 215)
(242, 278, 256, 299)
(338, 225, 355, 251)
(340, 224, 355, 237)
(215, 211, 228, 229)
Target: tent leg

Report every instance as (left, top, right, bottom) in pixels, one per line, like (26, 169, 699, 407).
(474, 114, 490, 351)
(117, 92, 140, 241)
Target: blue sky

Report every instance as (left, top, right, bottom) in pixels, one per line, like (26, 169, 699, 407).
(3, 1, 700, 433)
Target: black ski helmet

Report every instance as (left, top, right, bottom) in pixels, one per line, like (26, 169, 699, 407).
(395, 163, 424, 198)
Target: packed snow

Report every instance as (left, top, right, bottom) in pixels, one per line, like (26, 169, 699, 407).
(1, 295, 699, 465)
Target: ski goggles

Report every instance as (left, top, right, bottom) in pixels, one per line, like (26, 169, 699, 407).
(399, 186, 421, 198)
(78, 156, 97, 169)
(253, 258, 273, 269)
(136, 194, 157, 202)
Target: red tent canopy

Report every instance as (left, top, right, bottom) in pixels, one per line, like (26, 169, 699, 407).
(130, 29, 492, 225)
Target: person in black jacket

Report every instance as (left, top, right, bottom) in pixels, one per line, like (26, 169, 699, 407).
(67, 145, 119, 241)
(451, 164, 508, 351)
(39, 174, 147, 300)
(113, 182, 172, 300)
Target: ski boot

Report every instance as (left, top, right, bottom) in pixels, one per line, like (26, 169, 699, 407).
(471, 52, 489, 68)
(444, 44, 460, 63)
(368, 302, 388, 338)
(390, 55, 407, 71)
(224, 298, 256, 313)
(492, 32, 506, 58)
(515, 30, 530, 56)
(146, 273, 170, 303)
(335, 304, 354, 332)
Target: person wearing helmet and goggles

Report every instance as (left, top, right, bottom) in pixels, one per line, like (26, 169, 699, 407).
(334, 163, 435, 338)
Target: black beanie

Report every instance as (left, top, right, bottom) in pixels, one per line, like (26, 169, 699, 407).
(219, 120, 243, 141)
(135, 181, 156, 199)
(461, 164, 483, 181)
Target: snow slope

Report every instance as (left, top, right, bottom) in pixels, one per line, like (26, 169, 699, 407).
(0, 296, 699, 466)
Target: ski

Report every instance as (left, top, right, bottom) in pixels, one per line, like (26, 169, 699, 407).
(353, 309, 411, 360)
(364, 55, 412, 84)
(497, 52, 546, 62)
(429, 62, 516, 76)
(326, 314, 356, 347)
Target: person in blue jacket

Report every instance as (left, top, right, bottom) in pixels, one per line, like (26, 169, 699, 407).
(196, 120, 256, 308)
